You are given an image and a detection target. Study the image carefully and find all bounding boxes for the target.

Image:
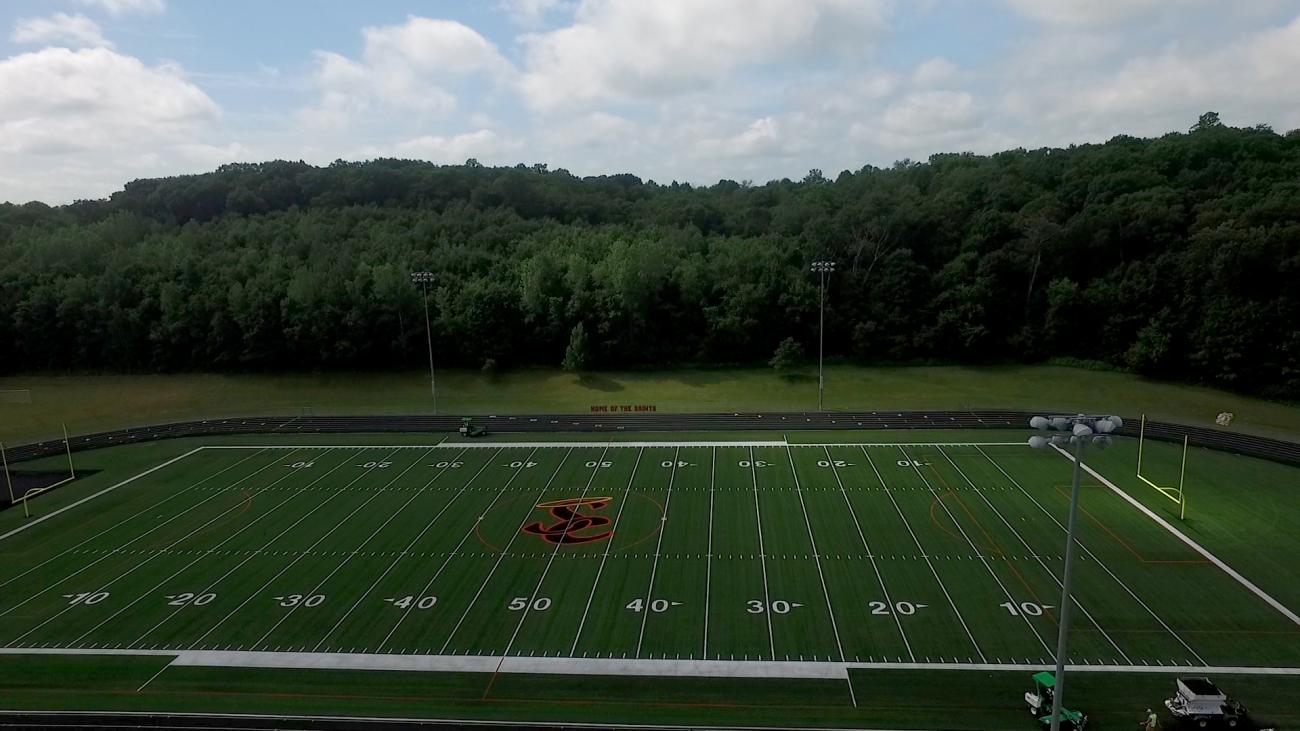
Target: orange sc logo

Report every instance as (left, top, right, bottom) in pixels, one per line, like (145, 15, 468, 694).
(522, 497, 614, 545)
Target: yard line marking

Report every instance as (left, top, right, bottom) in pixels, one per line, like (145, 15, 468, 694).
(570, 447, 645, 655)
(784, 445, 845, 664)
(937, 447, 1130, 664)
(976, 446, 1207, 663)
(899, 445, 1053, 657)
(497, 444, 613, 675)
(703, 446, 716, 659)
(750, 446, 776, 661)
(861, 446, 986, 662)
(0, 449, 290, 619)
(248, 449, 438, 649)
(635, 447, 679, 658)
(0, 447, 210, 545)
(1053, 444, 1300, 629)
(7, 447, 321, 643)
(83, 451, 364, 648)
(372, 444, 514, 652)
(432, 448, 569, 654)
(311, 447, 480, 651)
(823, 446, 913, 661)
(183, 447, 408, 650)
(0, 449, 267, 590)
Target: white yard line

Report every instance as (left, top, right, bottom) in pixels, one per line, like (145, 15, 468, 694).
(861, 446, 987, 662)
(937, 446, 1130, 664)
(784, 445, 846, 663)
(82, 451, 365, 648)
(1052, 444, 1300, 628)
(785, 445, 855, 706)
(0, 449, 268, 589)
(0, 447, 207, 544)
(248, 449, 437, 649)
(6, 647, 1297, 679)
(703, 446, 716, 659)
(3, 447, 316, 639)
(976, 446, 1207, 664)
(184, 448, 407, 650)
(898, 445, 1053, 658)
(570, 447, 645, 655)
(749, 446, 776, 661)
(375, 447, 533, 651)
(436, 448, 575, 654)
(127, 452, 360, 649)
(498, 445, 613, 663)
(311, 447, 480, 652)
(635, 447, 678, 658)
(823, 446, 913, 662)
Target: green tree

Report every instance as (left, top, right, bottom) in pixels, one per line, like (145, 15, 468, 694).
(769, 337, 805, 372)
(562, 322, 590, 372)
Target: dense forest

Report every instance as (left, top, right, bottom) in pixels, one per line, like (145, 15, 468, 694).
(2, 113, 1298, 399)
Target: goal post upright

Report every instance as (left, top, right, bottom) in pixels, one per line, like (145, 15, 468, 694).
(1179, 434, 1188, 521)
(63, 422, 75, 480)
(1, 441, 13, 509)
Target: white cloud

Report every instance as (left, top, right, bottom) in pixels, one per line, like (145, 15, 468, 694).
(1002, 13, 1300, 141)
(0, 47, 226, 202)
(361, 130, 521, 164)
(12, 13, 113, 49)
(499, 0, 572, 27)
(303, 16, 511, 128)
(911, 57, 957, 88)
(75, 0, 165, 15)
(1002, 0, 1213, 26)
(518, 0, 891, 110)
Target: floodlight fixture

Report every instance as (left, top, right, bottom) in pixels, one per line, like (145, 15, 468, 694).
(1025, 412, 1124, 731)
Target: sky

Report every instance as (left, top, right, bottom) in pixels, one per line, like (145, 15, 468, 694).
(2, 0, 1300, 204)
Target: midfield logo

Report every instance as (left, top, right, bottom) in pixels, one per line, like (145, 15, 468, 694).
(522, 497, 614, 545)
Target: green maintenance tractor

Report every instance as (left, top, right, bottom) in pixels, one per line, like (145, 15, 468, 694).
(1025, 672, 1088, 730)
(458, 417, 487, 438)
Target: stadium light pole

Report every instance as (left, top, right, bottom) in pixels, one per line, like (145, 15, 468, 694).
(1028, 413, 1122, 731)
(810, 260, 836, 411)
(410, 271, 437, 415)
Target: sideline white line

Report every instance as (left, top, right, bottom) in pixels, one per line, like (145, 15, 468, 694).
(0, 447, 204, 543)
(200, 441, 1026, 450)
(5, 647, 1297, 678)
(1053, 445, 1300, 628)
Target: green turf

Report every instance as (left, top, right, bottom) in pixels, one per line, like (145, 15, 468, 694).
(4, 364, 1300, 445)
(1, 433, 1298, 728)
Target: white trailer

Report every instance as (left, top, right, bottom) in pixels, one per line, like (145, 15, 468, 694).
(1164, 677, 1248, 728)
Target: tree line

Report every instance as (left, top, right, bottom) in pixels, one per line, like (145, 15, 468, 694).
(1, 112, 1297, 399)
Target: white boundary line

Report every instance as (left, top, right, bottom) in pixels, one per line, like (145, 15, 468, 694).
(3, 647, 1296, 678)
(785, 445, 846, 663)
(0, 447, 205, 543)
(199, 441, 1026, 450)
(703, 446, 716, 659)
(1053, 444, 1300, 628)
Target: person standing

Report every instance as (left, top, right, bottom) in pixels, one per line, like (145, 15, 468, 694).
(1143, 708, 1159, 730)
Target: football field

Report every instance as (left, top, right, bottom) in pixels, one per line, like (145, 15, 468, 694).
(2, 439, 1298, 700)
